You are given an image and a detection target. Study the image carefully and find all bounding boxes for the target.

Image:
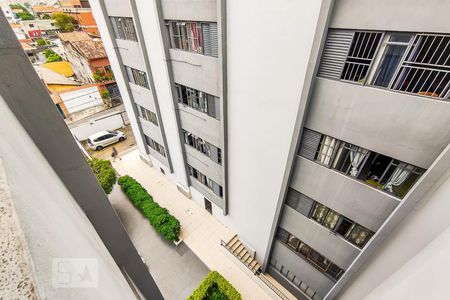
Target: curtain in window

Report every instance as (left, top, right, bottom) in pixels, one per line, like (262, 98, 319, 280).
(317, 136, 337, 166)
(383, 163, 414, 192)
(349, 147, 369, 177)
(373, 44, 407, 87)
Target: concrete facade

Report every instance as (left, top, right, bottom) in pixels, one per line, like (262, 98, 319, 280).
(89, 0, 450, 299)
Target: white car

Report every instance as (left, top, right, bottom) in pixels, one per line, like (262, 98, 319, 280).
(87, 130, 126, 151)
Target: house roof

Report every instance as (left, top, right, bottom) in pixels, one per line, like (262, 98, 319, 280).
(31, 6, 56, 13)
(42, 61, 75, 77)
(34, 65, 80, 86)
(58, 31, 91, 42)
(71, 39, 107, 60)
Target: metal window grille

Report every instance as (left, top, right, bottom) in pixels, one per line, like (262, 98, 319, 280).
(110, 17, 137, 41)
(137, 105, 158, 127)
(276, 227, 345, 281)
(175, 83, 215, 115)
(183, 130, 211, 157)
(298, 128, 322, 160)
(125, 66, 149, 89)
(317, 30, 354, 79)
(167, 21, 203, 54)
(391, 34, 450, 99)
(341, 31, 383, 83)
(145, 135, 165, 157)
(285, 188, 314, 217)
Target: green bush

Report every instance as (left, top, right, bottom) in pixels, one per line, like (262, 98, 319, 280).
(118, 176, 180, 241)
(188, 271, 242, 300)
(88, 158, 117, 194)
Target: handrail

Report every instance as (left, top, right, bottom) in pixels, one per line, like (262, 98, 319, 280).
(220, 240, 291, 300)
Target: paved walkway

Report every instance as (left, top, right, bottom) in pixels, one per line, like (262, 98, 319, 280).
(112, 150, 280, 300)
(109, 185, 209, 299)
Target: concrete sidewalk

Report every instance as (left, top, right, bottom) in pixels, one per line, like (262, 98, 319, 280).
(112, 150, 279, 300)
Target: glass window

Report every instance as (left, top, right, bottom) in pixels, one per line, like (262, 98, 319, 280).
(335, 218, 354, 237)
(308, 250, 330, 271)
(323, 210, 340, 230)
(276, 228, 289, 243)
(372, 34, 412, 88)
(311, 203, 329, 224)
(327, 263, 344, 280)
(346, 225, 372, 247)
(285, 188, 314, 217)
(315, 135, 339, 166)
(298, 242, 310, 258)
(287, 235, 300, 250)
(332, 143, 369, 177)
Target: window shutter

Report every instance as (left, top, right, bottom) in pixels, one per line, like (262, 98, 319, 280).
(317, 30, 353, 79)
(286, 188, 314, 217)
(298, 128, 321, 160)
(202, 23, 218, 57)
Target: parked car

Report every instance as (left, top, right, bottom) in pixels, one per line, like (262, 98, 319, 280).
(87, 130, 126, 151)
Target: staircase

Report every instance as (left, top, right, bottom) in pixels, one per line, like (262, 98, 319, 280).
(223, 235, 262, 274)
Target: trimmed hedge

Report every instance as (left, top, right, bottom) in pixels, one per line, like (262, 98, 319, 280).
(188, 271, 242, 300)
(118, 175, 180, 241)
(88, 158, 117, 194)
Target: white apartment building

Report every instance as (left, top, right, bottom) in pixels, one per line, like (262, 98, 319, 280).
(89, 0, 450, 299)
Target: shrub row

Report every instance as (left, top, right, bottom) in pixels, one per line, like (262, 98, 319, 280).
(188, 271, 242, 300)
(118, 175, 180, 241)
(88, 158, 117, 194)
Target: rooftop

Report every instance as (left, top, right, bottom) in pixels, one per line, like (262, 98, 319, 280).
(34, 65, 80, 86)
(71, 39, 107, 60)
(58, 31, 91, 42)
(42, 61, 75, 77)
(31, 6, 57, 13)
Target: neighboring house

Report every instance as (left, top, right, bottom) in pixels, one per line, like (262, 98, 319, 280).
(1, 4, 18, 23)
(19, 38, 45, 63)
(58, 31, 121, 104)
(41, 60, 75, 78)
(21, 19, 60, 39)
(10, 23, 27, 39)
(30, 5, 57, 19)
(58, 0, 99, 36)
(34, 65, 104, 118)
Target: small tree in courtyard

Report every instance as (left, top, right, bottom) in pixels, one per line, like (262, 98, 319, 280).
(52, 12, 78, 32)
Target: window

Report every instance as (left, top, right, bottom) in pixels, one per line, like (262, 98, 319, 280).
(175, 83, 220, 119)
(167, 20, 218, 57)
(371, 33, 413, 88)
(319, 30, 450, 100)
(144, 135, 165, 157)
(331, 143, 369, 177)
(188, 165, 223, 198)
(276, 228, 345, 281)
(287, 191, 374, 248)
(298, 128, 425, 198)
(137, 105, 158, 126)
(110, 17, 137, 41)
(390, 34, 450, 99)
(345, 225, 372, 247)
(315, 135, 340, 167)
(183, 130, 210, 156)
(125, 66, 149, 89)
(285, 188, 314, 217)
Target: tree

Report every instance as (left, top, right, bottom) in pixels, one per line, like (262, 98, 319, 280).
(52, 12, 78, 32)
(42, 13, 51, 19)
(10, 4, 35, 20)
(36, 39, 47, 46)
(43, 49, 63, 62)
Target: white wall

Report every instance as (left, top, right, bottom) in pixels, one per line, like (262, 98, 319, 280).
(60, 86, 103, 114)
(70, 113, 125, 140)
(134, 0, 189, 187)
(90, 0, 148, 158)
(225, 0, 324, 262)
(337, 168, 450, 299)
(0, 97, 136, 299)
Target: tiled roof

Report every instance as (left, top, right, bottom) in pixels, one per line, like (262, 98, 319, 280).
(71, 39, 107, 60)
(58, 31, 91, 42)
(31, 6, 56, 13)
